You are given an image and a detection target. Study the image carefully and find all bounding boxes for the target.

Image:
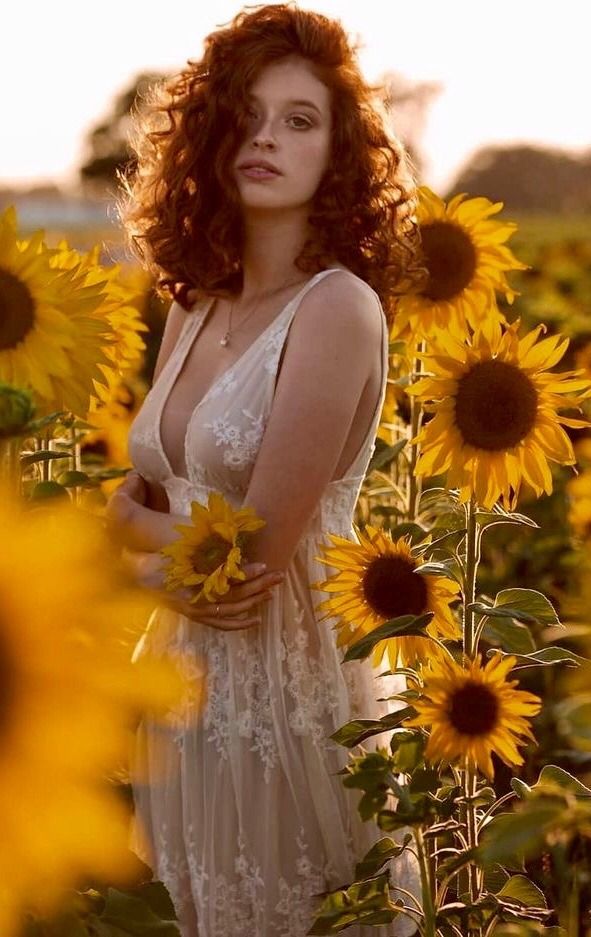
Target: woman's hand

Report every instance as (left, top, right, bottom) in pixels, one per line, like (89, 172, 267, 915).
(124, 550, 285, 631)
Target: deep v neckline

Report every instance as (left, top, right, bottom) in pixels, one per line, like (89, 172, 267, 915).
(155, 268, 340, 480)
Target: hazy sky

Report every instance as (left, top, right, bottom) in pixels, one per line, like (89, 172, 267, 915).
(4, 0, 590, 193)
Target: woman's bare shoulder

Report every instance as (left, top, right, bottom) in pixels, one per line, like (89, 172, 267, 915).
(151, 299, 193, 384)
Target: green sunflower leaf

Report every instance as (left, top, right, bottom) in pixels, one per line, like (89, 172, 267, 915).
(331, 707, 417, 747)
(367, 437, 408, 472)
(486, 646, 586, 669)
(470, 588, 562, 631)
(496, 874, 547, 909)
(307, 872, 401, 934)
(513, 763, 591, 800)
(477, 802, 562, 867)
(343, 613, 434, 661)
(354, 833, 413, 878)
(20, 449, 71, 467)
(555, 695, 591, 748)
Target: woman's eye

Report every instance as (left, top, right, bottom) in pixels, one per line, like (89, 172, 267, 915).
(288, 115, 312, 129)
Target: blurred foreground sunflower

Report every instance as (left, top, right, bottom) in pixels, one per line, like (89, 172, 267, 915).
(391, 186, 528, 341)
(312, 526, 460, 668)
(0, 494, 190, 935)
(161, 490, 266, 603)
(405, 652, 542, 779)
(408, 318, 591, 509)
(0, 206, 117, 417)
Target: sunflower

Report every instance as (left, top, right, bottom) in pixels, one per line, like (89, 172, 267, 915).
(0, 493, 190, 936)
(161, 490, 266, 604)
(0, 206, 119, 418)
(391, 186, 528, 341)
(311, 526, 460, 668)
(407, 317, 591, 509)
(48, 241, 149, 407)
(404, 652, 542, 779)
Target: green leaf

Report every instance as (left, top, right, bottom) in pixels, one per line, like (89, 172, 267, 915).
(555, 695, 591, 748)
(487, 646, 586, 669)
(308, 873, 401, 934)
(331, 708, 416, 747)
(413, 558, 464, 585)
(56, 470, 95, 488)
(480, 619, 537, 655)
(367, 438, 408, 472)
(97, 887, 181, 936)
(497, 874, 547, 909)
(515, 763, 591, 799)
(20, 449, 71, 468)
(343, 613, 433, 662)
(416, 528, 467, 558)
(30, 480, 70, 500)
(436, 847, 478, 881)
(475, 507, 539, 530)
(354, 834, 412, 878)
(494, 588, 561, 627)
(478, 803, 562, 867)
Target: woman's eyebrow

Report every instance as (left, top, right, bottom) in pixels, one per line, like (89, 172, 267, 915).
(248, 94, 322, 115)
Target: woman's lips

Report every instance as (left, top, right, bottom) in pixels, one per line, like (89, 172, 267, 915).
(239, 166, 281, 180)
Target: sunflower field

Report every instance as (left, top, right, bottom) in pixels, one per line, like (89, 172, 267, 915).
(1, 185, 591, 937)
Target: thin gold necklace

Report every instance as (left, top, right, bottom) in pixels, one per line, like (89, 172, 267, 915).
(220, 274, 310, 347)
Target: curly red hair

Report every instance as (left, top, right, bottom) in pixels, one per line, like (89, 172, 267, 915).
(116, 2, 427, 324)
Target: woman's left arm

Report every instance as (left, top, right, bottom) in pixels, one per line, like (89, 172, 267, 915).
(240, 274, 382, 571)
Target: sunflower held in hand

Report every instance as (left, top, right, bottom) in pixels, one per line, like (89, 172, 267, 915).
(160, 490, 266, 604)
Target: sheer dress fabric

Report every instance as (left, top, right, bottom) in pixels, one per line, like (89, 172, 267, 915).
(127, 267, 419, 936)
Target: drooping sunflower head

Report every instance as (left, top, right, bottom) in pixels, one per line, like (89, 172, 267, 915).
(391, 186, 528, 341)
(312, 525, 459, 669)
(405, 652, 542, 779)
(160, 490, 266, 604)
(408, 318, 591, 509)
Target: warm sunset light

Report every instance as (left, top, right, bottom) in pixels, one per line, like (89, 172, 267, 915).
(4, 0, 590, 193)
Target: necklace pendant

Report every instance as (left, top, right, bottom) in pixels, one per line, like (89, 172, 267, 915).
(220, 332, 230, 347)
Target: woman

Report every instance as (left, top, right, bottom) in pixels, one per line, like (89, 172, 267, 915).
(108, 4, 426, 935)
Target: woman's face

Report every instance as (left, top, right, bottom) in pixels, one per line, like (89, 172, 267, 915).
(232, 56, 332, 214)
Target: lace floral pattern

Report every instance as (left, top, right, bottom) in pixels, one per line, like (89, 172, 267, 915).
(281, 619, 341, 747)
(235, 635, 278, 783)
(204, 410, 266, 472)
(183, 826, 330, 937)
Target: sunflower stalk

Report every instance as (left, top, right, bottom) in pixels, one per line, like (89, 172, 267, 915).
(0, 436, 21, 497)
(407, 343, 425, 522)
(414, 826, 436, 937)
(459, 496, 482, 930)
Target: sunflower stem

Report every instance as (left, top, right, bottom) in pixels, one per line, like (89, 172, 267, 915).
(70, 420, 82, 506)
(0, 435, 21, 498)
(414, 826, 436, 937)
(459, 498, 482, 930)
(407, 343, 425, 523)
(463, 496, 479, 660)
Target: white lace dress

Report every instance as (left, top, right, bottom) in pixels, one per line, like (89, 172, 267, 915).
(127, 267, 419, 937)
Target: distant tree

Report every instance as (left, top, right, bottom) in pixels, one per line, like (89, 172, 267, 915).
(378, 70, 442, 180)
(447, 143, 591, 214)
(79, 71, 167, 194)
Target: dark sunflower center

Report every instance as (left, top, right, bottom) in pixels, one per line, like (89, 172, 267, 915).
(0, 267, 36, 350)
(448, 680, 499, 736)
(420, 221, 477, 302)
(190, 532, 231, 575)
(455, 359, 538, 451)
(362, 554, 428, 619)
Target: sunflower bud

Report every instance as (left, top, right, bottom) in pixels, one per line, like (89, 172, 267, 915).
(0, 382, 35, 438)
